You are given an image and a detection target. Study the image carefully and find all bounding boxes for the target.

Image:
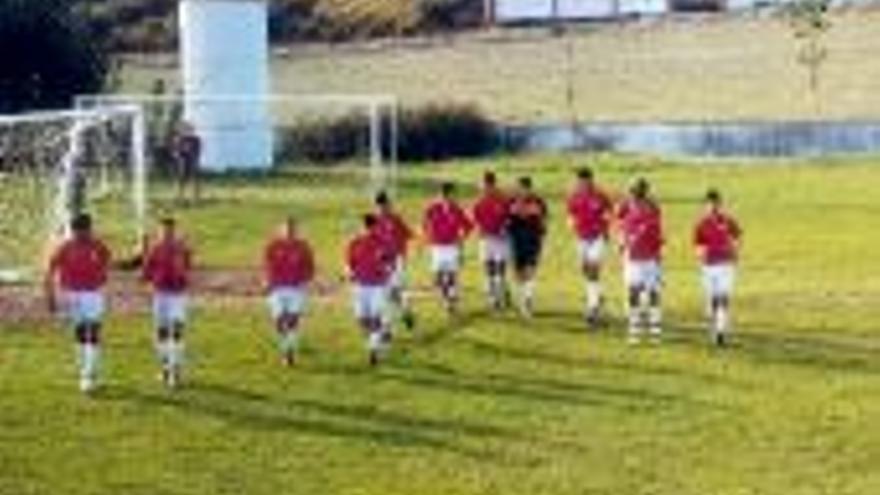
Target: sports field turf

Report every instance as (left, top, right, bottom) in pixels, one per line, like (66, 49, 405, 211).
(1, 155, 878, 494)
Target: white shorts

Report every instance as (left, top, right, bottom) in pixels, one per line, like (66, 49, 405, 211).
(430, 245, 461, 273)
(702, 264, 736, 298)
(153, 292, 188, 329)
(388, 257, 407, 291)
(352, 285, 388, 320)
(480, 236, 510, 263)
(268, 286, 308, 320)
(624, 260, 663, 291)
(64, 291, 105, 326)
(577, 237, 606, 265)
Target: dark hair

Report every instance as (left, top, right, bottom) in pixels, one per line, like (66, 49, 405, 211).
(577, 167, 593, 181)
(161, 216, 176, 228)
(363, 213, 377, 228)
(630, 177, 650, 198)
(518, 176, 532, 189)
(483, 171, 497, 186)
(440, 181, 455, 196)
(71, 213, 92, 232)
(375, 190, 390, 206)
(705, 188, 722, 203)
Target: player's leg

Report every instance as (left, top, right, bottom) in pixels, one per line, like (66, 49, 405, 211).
(152, 293, 171, 382)
(646, 261, 663, 342)
(581, 238, 606, 327)
(367, 287, 387, 366)
(75, 292, 105, 393)
(165, 294, 188, 386)
(624, 261, 645, 344)
(271, 288, 302, 366)
(711, 265, 735, 346)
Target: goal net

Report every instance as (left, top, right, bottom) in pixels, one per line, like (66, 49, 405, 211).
(0, 106, 147, 284)
(74, 93, 400, 197)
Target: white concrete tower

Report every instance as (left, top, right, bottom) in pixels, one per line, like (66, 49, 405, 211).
(179, 0, 272, 172)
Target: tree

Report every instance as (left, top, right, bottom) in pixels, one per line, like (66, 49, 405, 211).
(0, 0, 108, 114)
(786, 0, 832, 108)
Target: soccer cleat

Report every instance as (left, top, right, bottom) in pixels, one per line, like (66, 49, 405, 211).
(166, 370, 179, 389)
(282, 351, 296, 367)
(714, 332, 727, 348)
(627, 334, 641, 346)
(79, 376, 95, 394)
(368, 350, 380, 367)
(402, 311, 416, 331)
(649, 327, 663, 344)
(585, 307, 601, 330)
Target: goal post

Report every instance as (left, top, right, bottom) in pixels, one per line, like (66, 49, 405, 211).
(0, 106, 147, 283)
(74, 93, 400, 196)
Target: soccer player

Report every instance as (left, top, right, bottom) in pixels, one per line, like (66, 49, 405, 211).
(422, 181, 473, 315)
(173, 121, 201, 204)
(347, 214, 394, 366)
(508, 176, 549, 318)
(263, 216, 316, 366)
(566, 167, 614, 327)
(44, 213, 112, 393)
(373, 191, 416, 331)
(618, 178, 664, 344)
(142, 217, 193, 387)
(472, 171, 512, 310)
(694, 189, 742, 347)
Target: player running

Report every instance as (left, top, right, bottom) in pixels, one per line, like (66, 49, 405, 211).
(44, 213, 112, 394)
(694, 189, 742, 347)
(566, 167, 614, 328)
(263, 217, 316, 366)
(373, 191, 416, 331)
(471, 171, 512, 310)
(618, 178, 664, 344)
(508, 176, 549, 318)
(142, 217, 193, 387)
(347, 214, 394, 366)
(422, 181, 473, 315)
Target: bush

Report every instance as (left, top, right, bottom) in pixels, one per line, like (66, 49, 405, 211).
(0, 0, 109, 113)
(276, 103, 499, 165)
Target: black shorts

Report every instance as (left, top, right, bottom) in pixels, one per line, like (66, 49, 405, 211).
(509, 228, 544, 271)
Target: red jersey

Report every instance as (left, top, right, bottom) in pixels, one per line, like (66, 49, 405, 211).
(264, 237, 315, 288)
(49, 237, 111, 291)
(509, 193, 548, 235)
(143, 238, 193, 292)
(567, 185, 613, 240)
(694, 211, 741, 264)
(423, 199, 473, 245)
(347, 232, 392, 286)
(375, 210, 413, 258)
(619, 198, 663, 261)
(472, 188, 511, 237)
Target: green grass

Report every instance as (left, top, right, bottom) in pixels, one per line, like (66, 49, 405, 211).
(123, 10, 880, 122)
(1, 155, 879, 494)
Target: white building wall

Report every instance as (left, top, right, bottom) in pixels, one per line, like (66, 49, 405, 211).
(179, 0, 273, 172)
(495, 0, 667, 22)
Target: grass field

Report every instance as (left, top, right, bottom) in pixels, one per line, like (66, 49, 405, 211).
(1, 155, 879, 495)
(123, 10, 880, 122)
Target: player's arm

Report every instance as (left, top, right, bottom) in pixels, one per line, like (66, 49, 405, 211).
(43, 251, 60, 313)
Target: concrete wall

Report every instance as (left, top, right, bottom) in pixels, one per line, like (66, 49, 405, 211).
(507, 121, 880, 158)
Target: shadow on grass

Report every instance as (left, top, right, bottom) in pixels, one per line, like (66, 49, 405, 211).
(376, 359, 716, 414)
(100, 381, 506, 462)
(731, 326, 880, 375)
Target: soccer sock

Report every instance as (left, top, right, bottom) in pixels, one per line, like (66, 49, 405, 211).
(586, 281, 601, 312)
(82, 343, 100, 379)
(367, 328, 382, 352)
(716, 307, 729, 334)
(628, 308, 642, 336)
(648, 306, 663, 335)
(168, 340, 185, 370)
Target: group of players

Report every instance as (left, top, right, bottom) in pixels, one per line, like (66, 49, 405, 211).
(43, 167, 741, 394)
